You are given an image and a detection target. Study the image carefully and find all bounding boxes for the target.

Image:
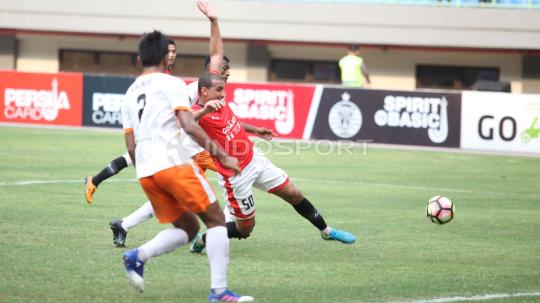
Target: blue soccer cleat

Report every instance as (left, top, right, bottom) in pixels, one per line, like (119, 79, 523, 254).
(321, 229, 356, 244)
(208, 288, 254, 302)
(190, 232, 206, 254)
(123, 249, 145, 292)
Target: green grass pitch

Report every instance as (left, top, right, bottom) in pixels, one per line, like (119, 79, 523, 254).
(0, 125, 539, 303)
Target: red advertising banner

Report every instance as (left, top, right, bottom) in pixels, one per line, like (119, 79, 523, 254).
(224, 82, 316, 139)
(0, 70, 83, 126)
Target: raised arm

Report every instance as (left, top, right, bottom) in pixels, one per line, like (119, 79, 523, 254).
(192, 100, 225, 121)
(196, 0, 223, 73)
(241, 122, 276, 141)
(124, 131, 136, 166)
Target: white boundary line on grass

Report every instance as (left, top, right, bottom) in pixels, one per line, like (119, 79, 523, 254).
(3, 123, 540, 158)
(1, 177, 539, 199)
(0, 178, 137, 186)
(293, 178, 540, 199)
(389, 291, 540, 303)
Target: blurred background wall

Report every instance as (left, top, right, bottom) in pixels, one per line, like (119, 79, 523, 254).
(1, 0, 539, 92)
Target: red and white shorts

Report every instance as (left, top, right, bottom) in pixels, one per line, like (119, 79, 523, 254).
(217, 149, 289, 219)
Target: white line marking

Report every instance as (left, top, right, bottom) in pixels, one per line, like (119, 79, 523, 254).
(2, 123, 540, 158)
(302, 84, 323, 140)
(1, 177, 538, 199)
(0, 178, 137, 186)
(388, 291, 540, 303)
(293, 177, 540, 199)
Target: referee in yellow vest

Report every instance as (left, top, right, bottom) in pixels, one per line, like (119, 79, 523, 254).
(339, 45, 371, 87)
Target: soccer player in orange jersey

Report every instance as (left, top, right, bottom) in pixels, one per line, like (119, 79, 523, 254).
(120, 23, 253, 302)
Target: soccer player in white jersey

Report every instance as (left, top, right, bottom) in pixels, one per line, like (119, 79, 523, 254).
(106, 56, 230, 248)
(84, 0, 223, 248)
(121, 28, 253, 302)
(84, 38, 178, 204)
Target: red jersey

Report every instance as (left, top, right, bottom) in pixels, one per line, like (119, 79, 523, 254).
(193, 102, 254, 177)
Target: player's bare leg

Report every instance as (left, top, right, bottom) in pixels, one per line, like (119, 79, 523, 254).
(191, 207, 252, 254)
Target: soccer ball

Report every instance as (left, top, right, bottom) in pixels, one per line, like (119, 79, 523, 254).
(426, 195, 455, 224)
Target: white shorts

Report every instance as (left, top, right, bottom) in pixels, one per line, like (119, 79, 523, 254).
(217, 149, 289, 219)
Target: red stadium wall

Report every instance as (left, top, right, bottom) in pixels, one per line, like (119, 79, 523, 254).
(3, 70, 537, 154)
(224, 82, 315, 140)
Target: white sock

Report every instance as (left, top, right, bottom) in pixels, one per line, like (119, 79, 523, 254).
(206, 226, 229, 290)
(322, 226, 332, 236)
(223, 204, 234, 223)
(122, 201, 155, 231)
(122, 152, 133, 166)
(137, 228, 189, 262)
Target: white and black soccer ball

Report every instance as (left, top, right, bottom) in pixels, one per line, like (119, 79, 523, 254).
(426, 195, 455, 225)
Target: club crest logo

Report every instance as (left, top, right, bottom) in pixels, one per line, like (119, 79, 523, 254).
(328, 92, 363, 139)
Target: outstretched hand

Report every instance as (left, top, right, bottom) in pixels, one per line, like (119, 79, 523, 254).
(220, 155, 241, 176)
(203, 99, 225, 114)
(196, 0, 218, 21)
(254, 127, 277, 141)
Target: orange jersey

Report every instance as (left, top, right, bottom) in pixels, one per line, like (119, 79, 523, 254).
(139, 163, 216, 223)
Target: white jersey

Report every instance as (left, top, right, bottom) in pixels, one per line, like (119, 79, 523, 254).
(187, 81, 199, 105)
(185, 80, 204, 154)
(122, 72, 197, 178)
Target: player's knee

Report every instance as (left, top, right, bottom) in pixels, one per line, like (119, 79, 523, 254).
(237, 218, 255, 235)
(283, 185, 303, 204)
(173, 212, 200, 241)
(185, 228, 199, 242)
(291, 188, 304, 203)
(174, 222, 199, 241)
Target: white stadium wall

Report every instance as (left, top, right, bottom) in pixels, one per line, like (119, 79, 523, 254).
(1, 0, 539, 49)
(5, 35, 530, 92)
(1, 1, 539, 92)
(461, 91, 540, 155)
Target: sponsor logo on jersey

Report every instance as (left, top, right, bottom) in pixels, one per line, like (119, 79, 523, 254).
(222, 115, 242, 141)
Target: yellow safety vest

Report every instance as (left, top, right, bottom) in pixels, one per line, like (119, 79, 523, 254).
(339, 55, 364, 87)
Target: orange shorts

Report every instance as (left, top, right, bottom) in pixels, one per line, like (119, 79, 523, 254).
(139, 163, 217, 224)
(194, 150, 217, 172)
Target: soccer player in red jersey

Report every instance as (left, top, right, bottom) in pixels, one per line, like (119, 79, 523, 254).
(189, 73, 357, 253)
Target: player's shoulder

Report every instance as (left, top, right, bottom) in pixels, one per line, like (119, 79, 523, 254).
(162, 74, 187, 87)
(148, 73, 187, 89)
(192, 101, 203, 111)
(187, 80, 198, 89)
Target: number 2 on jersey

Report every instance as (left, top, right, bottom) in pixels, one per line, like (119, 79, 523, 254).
(137, 94, 146, 121)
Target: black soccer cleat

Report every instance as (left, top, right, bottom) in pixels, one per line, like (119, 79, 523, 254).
(110, 219, 128, 248)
